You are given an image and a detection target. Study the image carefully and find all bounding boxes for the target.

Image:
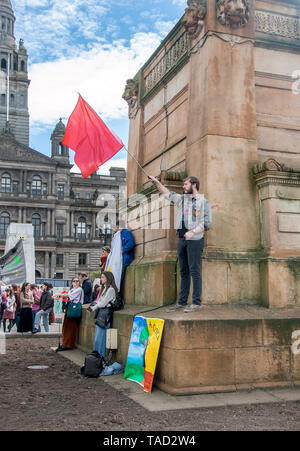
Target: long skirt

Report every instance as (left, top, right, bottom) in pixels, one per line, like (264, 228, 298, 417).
(93, 323, 110, 358)
(17, 308, 33, 333)
(62, 314, 80, 349)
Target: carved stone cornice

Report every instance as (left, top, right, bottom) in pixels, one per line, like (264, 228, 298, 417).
(252, 159, 300, 189)
(255, 10, 300, 40)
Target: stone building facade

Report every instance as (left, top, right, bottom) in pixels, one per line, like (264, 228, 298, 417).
(123, 0, 300, 309)
(0, 0, 126, 280)
(0, 121, 126, 279)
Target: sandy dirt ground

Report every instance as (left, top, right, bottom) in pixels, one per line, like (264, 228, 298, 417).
(0, 338, 299, 432)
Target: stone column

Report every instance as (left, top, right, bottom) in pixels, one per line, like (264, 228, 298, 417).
(45, 251, 50, 278)
(47, 210, 51, 237)
(92, 212, 96, 239)
(50, 251, 56, 278)
(18, 207, 22, 223)
(51, 209, 55, 237)
(185, 1, 260, 304)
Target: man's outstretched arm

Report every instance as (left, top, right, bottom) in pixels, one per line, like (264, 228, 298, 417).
(148, 176, 170, 197)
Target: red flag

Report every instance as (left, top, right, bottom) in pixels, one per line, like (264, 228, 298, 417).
(62, 95, 124, 178)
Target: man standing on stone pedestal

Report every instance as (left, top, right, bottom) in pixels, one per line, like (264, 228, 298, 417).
(148, 175, 209, 312)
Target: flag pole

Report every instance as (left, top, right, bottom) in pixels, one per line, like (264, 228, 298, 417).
(123, 146, 150, 179)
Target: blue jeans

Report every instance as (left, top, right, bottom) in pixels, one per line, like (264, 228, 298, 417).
(178, 237, 204, 306)
(32, 310, 41, 332)
(93, 323, 111, 358)
(34, 308, 52, 332)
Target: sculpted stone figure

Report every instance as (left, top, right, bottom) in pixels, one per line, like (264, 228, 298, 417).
(122, 79, 139, 119)
(216, 0, 250, 29)
(183, 0, 207, 38)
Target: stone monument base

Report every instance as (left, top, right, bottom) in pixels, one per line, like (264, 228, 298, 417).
(77, 304, 300, 395)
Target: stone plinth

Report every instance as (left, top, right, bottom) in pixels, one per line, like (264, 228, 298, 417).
(5, 223, 35, 284)
(112, 305, 300, 395)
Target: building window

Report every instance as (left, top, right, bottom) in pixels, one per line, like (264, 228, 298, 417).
(20, 60, 25, 72)
(86, 193, 91, 200)
(57, 185, 64, 199)
(12, 181, 18, 193)
(20, 95, 25, 107)
(56, 254, 64, 267)
(26, 182, 31, 194)
(1, 94, 5, 106)
(10, 94, 15, 107)
(0, 212, 10, 237)
(32, 213, 41, 238)
(1, 59, 6, 70)
(42, 184, 47, 196)
(1, 173, 11, 193)
(57, 224, 63, 241)
(77, 217, 86, 240)
(32, 176, 42, 195)
(55, 273, 63, 279)
(75, 193, 80, 200)
(78, 253, 87, 266)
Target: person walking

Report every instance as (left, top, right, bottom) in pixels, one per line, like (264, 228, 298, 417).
(87, 271, 117, 358)
(32, 283, 54, 334)
(17, 283, 34, 332)
(148, 175, 206, 312)
(3, 288, 16, 333)
(56, 277, 84, 352)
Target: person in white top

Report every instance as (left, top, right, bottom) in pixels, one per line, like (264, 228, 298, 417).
(87, 271, 118, 358)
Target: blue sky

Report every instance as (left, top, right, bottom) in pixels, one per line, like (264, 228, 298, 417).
(12, 0, 186, 174)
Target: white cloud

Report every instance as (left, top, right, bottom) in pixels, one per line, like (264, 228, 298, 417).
(28, 31, 168, 127)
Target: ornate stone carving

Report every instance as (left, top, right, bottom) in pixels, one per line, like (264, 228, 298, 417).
(255, 11, 300, 40)
(216, 0, 250, 29)
(122, 79, 139, 119)
(252, 159, 285, 175)
(183, 0, 207, 39)
(144, 31, 188, 95)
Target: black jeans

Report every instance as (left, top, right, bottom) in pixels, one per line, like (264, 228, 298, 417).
(178, 237, 204, 306)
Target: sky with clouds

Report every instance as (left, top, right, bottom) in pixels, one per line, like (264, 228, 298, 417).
(11, 0, 187, 174)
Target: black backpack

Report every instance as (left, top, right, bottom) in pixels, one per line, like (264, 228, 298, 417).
(80, 351, 104, 378)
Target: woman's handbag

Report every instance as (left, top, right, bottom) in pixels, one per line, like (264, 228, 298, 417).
(67, 301, 82, 319)
(95, 306, 112, 328)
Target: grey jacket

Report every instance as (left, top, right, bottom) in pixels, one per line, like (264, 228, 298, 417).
(168, 193, 212, 240)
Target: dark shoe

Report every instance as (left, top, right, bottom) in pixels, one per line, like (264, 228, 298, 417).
(32, 329, 39, 334)
(55, 346, 69, 352)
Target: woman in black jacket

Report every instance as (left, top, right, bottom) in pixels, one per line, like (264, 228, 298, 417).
(32, 283, 54, 334)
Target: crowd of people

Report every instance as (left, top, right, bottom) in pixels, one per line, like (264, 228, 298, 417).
(0, 281, 55, 334)
(0, 221, 136, 362)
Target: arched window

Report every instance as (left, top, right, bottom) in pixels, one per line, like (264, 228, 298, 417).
(0, 212, 10, 237)
(1, 173, 11, 193)
(77, 217, 86, 240)
(32, 176, 42, 195)
(10, 94, 15, 107)
(0, 94, 5, 107)
(20, 60, 25, 72)
(20, 95, 25, 107)
(32, 214, 41, 238)
(1, 58, 7, 70)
